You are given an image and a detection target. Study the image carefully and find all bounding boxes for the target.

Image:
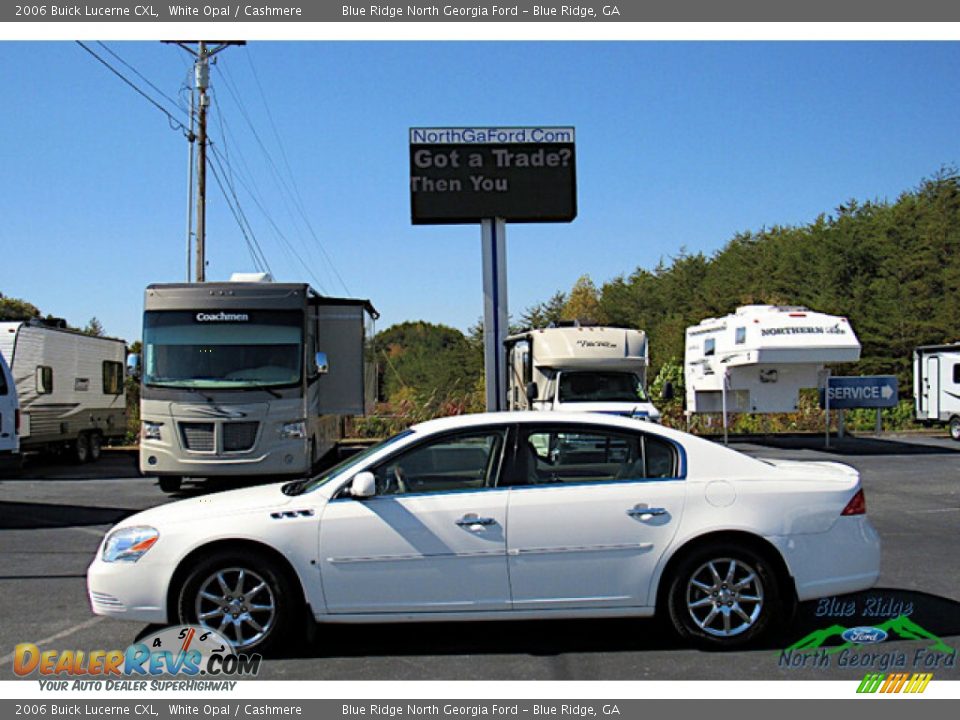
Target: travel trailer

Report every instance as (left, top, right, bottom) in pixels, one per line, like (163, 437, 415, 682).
(913, 343, 960, 440)
(684, 305, 861, 414)
(0, 320, 127, 462)
(136, 277, 377, 492)
(505, 324, 661, 421)
(0, 351, 19, 471)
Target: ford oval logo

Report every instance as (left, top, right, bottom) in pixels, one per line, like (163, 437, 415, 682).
(842, 627, 888, 644)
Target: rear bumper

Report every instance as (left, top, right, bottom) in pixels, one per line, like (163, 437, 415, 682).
(768, 515, 881, 602)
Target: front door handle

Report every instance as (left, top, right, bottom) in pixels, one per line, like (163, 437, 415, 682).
(627, 504, 668, 519)
(456, 513, 497, 527)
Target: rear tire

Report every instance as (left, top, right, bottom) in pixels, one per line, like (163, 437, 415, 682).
(949, 417, 960, 441)
(74, 433, 90, 464)
(159, 476, 182, 493)
(176, 549, 300, 656)
(88, 433, 102, 462)
(666, 543, 782, 649)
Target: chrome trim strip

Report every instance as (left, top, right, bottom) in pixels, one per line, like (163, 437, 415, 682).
(508, 542, 653, 557)
(327, 550, 505, 564)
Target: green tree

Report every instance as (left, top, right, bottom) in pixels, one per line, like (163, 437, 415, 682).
(562, 275, 607, 324)
(0, 293, 41, 321)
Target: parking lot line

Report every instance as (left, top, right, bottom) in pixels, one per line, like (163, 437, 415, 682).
(0, 615, 105, 666)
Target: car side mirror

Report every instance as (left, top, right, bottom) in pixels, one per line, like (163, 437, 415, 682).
(661, 381, 675, 402)
(314, 351, 329, 376)
(349, 471, 376, 498)
(525, 382, 538, 404)
(126, 353, 141, 379)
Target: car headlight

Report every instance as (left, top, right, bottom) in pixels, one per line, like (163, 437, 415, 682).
(142, 421, 163, 441)
(102, 526, 159, 563)
(280, 421, 306, 439)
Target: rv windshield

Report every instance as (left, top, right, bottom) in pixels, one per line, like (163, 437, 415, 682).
(558, 371, 649, 403)
(143, 310, 303, 389)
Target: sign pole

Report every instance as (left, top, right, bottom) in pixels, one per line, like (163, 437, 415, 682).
(481, 217, 508, 412)
(824, 370, 832, 449)
(876, 407, 882, 434)
(721, 369, 729, 446)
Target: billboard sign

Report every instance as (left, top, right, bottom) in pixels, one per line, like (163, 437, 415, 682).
(409, 126, 576, 224)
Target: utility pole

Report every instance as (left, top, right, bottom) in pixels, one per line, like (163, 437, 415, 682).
(165, 40, 245, 282)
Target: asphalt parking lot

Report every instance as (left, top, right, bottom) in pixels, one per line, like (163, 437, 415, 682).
(2, 434, 959, 681)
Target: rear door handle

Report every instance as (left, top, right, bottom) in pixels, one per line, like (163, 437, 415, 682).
(456, 513, 497, 527)
(627, 504, 668, 519)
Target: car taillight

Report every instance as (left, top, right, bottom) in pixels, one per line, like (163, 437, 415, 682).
(14, 409, 20, 435)
(842, 488, 866, 515)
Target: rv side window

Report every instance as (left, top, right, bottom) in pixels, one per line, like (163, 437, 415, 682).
(735, 327, 746, 345)
(102, 361, 124, 395)
(36, 366, 53, 395)
(954, 363, 960, 384)
(704, 338, 716, 356)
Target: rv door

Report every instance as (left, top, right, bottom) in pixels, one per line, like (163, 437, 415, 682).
(314, 302, 377, 415)
(927, 356, 940, 421)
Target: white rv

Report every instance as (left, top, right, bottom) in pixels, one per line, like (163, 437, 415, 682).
(505, 324, 661, 421)
(0, 351, 20, 471)
(684, 305, 861, 414)
(913, 343, 960, 440)
(0, 320, 127, 462)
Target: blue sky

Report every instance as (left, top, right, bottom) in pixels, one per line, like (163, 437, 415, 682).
(0, 41, 957, 343)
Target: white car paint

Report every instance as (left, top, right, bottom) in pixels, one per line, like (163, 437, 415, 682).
(87, 411, 880, 640)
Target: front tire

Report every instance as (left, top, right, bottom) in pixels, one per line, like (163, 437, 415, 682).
(177, 550, 299, 655)
(666, 543, 781, 649)
(949, 417, 960, 441)
(88, 433, 102, 462)
(158, 476, 182, 493)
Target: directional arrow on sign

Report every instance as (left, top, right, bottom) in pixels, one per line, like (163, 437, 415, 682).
(882, 385, 894, 400)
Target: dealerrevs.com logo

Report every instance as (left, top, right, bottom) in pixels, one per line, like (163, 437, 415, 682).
(14, 626, 261, 690)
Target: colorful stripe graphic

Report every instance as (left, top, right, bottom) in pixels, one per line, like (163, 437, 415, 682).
(857, 672, 933, 694)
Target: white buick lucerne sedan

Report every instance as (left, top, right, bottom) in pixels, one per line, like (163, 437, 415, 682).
(88, 412, 880, 653)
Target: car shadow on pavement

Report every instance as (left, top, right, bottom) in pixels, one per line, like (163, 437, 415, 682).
(0, 500, 140, 529)
(133, 587, 960, 661)
(727, 434, 960, 456)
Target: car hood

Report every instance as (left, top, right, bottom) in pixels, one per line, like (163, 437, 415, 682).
(115, 482, 312, 529)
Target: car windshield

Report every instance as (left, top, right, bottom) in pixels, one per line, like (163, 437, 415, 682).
(558, 371, 649, 403)
(143, 310, 302, 389)
(291, 430, 416, 495)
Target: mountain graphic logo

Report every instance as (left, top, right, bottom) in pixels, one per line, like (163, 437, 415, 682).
(786, 615, 955, 655)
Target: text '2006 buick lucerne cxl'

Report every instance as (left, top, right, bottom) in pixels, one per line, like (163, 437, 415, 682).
(88, 411, 880, 653)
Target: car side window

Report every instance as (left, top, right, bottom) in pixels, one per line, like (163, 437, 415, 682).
(371, 429, 507, 496)
(517, 427, 678, 485)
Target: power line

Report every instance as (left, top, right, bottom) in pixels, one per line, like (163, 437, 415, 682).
(95, 42, 187, 118)
(217, 60, 352, 296)
(75, 41, 190, 137)
(207, 145, 272, 275)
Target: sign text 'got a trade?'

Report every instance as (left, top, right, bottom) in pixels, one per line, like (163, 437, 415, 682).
(409, 127, 576, 224)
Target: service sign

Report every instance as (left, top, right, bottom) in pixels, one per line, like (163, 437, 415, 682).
(409, 126, 577, 224)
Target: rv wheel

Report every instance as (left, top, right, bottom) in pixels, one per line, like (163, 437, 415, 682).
(159, 476, 183, 493)
(949, 417, 960, 441)
(74, 433, 90, 464)
(88, 433, 102, 462)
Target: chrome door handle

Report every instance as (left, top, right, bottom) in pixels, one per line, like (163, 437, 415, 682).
(456, 514, 496, 527)
(627, 505, 668, 519)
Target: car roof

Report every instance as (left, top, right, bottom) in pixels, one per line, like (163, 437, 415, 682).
(409, 411, 698, 446)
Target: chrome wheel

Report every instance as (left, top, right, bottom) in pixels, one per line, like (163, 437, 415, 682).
(194, 567, 276, 651)
(685, 558, 764, 638)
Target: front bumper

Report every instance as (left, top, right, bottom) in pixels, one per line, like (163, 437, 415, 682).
(87, 555, 173, 624)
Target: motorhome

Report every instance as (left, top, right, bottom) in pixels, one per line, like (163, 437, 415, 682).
(137, 278, 377, 492)
(505, 324, 661, 421)
(913, 343, 960, 440)
(0, 320, 127, 462)
(0, 351, 19, 471)
(684, 305, 861, 414)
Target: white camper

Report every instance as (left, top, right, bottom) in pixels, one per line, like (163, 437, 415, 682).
(0, 351, 19, 470)
(0, 320, 127, 462)
(684, 305, 861, 414)
(913, 343, 960, 440)
(505, 324, 661, 421)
